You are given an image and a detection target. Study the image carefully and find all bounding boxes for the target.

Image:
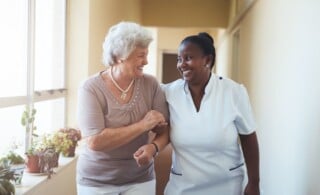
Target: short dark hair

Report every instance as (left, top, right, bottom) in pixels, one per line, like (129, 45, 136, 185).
(180, 32, 216, 69)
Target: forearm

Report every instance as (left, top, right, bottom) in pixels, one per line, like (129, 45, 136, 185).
(132, 125, 169, 166)
(87, 121, 146, 151)
(151, 125, 170, 153)
(240, 132, 260, 184)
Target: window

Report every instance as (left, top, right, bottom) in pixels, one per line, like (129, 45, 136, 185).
(0, 0, 66, 155)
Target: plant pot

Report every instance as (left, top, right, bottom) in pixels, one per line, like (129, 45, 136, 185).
(25, 155, 41, 173)
(10, 164, 25, 185)
(64, 145, 76, 157)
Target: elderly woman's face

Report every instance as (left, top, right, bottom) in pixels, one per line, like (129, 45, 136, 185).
(123, 47, 149, 78)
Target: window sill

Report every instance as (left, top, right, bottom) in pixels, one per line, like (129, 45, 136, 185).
(15, 155, 78, 195)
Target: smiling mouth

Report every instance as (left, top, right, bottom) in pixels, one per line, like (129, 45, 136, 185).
(182, 70, 192, 76)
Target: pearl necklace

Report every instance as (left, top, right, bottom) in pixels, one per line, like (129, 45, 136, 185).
(109, 67, 134, 100)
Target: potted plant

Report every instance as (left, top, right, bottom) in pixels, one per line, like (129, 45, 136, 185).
(20, 106, 66, 178)
(21, 106, 42, 174)
(38, 134, 61, 167)
(0, 162, 15, 195)
(24, 145, 42, 174)
(0, 151, 25, 185)
(26, 135, 59, 178)
(56, 128, 81, 157)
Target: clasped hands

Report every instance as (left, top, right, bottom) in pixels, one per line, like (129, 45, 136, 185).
(133, 110, 167, 167)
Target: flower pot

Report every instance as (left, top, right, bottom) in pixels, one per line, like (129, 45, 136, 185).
(25, 155, 41, 173)
(10, 164, 25, 185)
(65, 143, 77, 157)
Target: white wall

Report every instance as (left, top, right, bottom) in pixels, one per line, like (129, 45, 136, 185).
(217, 0, 320, 194)
(66, 0, 90, 128)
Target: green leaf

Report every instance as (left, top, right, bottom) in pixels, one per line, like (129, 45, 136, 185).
(21, 118, 26, 126)
(0, 183, 8, 195)
(0, 179, 15, 194)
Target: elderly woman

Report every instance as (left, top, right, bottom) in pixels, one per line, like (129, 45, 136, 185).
(76, 21, 169, 195)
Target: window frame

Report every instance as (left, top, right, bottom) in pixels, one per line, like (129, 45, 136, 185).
(0, 0, 67, 153)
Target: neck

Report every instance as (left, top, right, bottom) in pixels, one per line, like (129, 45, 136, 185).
(110, 66, 134, 87)
(187, 72, 211, 96)
(187, 73, 211, 112)
(109, 67, 135, 100)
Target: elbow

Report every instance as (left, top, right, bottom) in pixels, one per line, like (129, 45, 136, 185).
(87, 143, 100, 151)
(86, 135, 114, 152)
(86, 136, 103, 151)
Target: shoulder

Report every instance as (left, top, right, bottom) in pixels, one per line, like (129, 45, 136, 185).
(136, 74, 163, 98)
(161, 79, 184, 92)
(141, 73, 159, 84)
(79, 72, 102, 92)
(161, 79, 185, 100)
(214, 75, 238, 87)
(138, 74, 162, 91)
(213, 75, 249, 101)
(213, 74, 243, 92)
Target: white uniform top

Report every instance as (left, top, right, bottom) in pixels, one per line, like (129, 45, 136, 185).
(162, 74, 257, 195)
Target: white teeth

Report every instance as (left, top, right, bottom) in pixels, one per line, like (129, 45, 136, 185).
(183, 70, 191, 74)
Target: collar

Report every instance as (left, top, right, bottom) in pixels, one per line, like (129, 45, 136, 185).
(183, 73, 215, 95)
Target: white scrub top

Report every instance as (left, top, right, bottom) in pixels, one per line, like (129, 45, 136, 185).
(162, 74, 257, 195)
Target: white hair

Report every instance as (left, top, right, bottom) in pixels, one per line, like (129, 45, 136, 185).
(102, 21, 153, 66)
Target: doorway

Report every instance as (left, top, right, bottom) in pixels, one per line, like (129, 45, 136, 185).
(161, 53, 180, 84)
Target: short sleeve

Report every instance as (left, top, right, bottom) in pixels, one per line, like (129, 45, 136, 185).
(143, 76, 169, 134)
(141, 75, 169, 122)
(77, 84, 105, 137)
(234, 84, 257, 135)
(152, 83, 169, 121)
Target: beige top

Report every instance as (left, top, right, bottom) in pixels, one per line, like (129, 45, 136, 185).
(76, 72, 169, 186)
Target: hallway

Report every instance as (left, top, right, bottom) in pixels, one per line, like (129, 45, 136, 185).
(67, 1, 320, 194)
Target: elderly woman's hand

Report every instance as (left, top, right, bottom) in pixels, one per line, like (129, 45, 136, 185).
(139, 110, 168, 132)
(133, 144, 157, 167)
